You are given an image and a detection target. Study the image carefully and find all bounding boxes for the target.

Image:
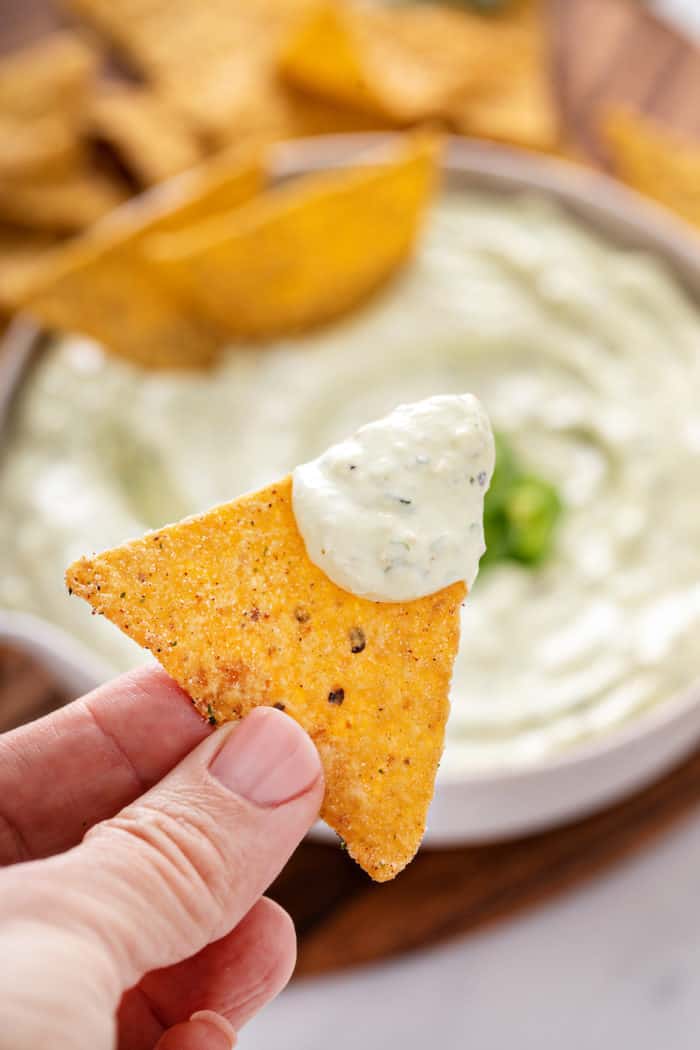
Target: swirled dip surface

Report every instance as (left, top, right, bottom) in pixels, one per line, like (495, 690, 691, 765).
(2, 191, 700, 771)
(292, 395, 494, 601)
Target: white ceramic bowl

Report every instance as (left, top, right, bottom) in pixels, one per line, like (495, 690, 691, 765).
(3, 135, 700, 845)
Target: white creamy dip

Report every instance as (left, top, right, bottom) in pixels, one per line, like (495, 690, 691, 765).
(292, 394, 494, 601)
(2, 191, 700, 772)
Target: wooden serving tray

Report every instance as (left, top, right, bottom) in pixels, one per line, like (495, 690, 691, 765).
(1, 0, 700, 976)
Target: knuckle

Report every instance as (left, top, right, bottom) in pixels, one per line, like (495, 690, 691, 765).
(89, 793, 242, 937)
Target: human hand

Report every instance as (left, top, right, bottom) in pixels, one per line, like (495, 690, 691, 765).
(0, 667, 323, 1050)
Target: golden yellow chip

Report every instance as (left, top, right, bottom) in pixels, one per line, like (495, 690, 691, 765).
(0, 168, 127, 233)
(279, 0, 494, 123)
(66, 0, 313, 140)
(0, 114, 84, 181)
(66, 476, 464, 881)
(0, 31, 98, 121)
(89, 86, 204, 186)
(147, 133, 439, 338)
(603, 108, 700, 230)
(11, 150, 264, 368)
(450, 0, 559, 152)
(205, 72, 390, 152)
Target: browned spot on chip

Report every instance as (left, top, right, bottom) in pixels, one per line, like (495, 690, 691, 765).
(66, 475, 464, 881)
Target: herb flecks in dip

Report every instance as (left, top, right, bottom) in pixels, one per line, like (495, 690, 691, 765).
(292, 394, 494, 601)
(2, 191, 700, 771)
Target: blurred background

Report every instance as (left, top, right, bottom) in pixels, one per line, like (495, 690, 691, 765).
(1, 0, 700, 1047)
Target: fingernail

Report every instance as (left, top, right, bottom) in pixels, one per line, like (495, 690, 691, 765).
(190, 1011, 237, 1048)
(210, 707, 320, 806)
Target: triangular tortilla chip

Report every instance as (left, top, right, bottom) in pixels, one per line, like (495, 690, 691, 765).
(279, 0, 494, 123)
(603, 107, 700, 230)
(66, 476, 465, 881)
(146, 133, 439, 339)
(11, 150, 263, 368)
(66, 0, 313, 140)
(450, 0, 560, 153)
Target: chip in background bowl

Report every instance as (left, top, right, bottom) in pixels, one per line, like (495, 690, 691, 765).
(146, 132, 441, 338)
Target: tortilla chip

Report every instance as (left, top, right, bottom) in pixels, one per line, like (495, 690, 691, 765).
(0, 31, 98, 121)
(0, 114, 84, 181)
(89, 86, 204, 186)
(450, 0, 559, 152)
(66, 475, 464, 881)
(603, 108, 700, 230)
(66, 0, 313, 140)
(11, 151, 264, 368)
(206, 74, 390, 151)
(0, 168, 127, 233)
(147, 133, 439, 338)
(279, 0, 495, 123)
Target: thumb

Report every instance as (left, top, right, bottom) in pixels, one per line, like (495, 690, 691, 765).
(0, 706, 323, 1048)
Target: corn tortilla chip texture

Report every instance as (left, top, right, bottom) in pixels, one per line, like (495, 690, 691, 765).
(66, 477, 465, 881)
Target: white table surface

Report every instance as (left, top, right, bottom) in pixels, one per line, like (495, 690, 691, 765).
(245, 4, 700, 1046)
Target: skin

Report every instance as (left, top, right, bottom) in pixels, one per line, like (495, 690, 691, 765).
(0, 666, 325, 1050)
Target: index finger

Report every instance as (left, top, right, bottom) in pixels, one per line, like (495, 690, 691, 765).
(0, 666, 211, 865)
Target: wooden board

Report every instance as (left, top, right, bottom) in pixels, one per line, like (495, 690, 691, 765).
(553, 0, 700, 163)
(1, 0, 700, 977)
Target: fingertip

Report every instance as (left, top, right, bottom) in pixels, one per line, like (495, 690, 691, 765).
(155, 1011, 236, 1050)
(110, 666, 208, 726)
(241, 897, 298, 1006)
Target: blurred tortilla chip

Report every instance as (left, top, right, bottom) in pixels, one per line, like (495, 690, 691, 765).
(279, 0, 494, 123)
(453, 63, 559, 153)
(11, 151, 264, 368)
(450, 1, 559, 152)
(0, 168, 127, 233)
(0, 114, 84, 181)
(66, 0, 312, 140)
(147, 133, 440, 338)
(208, 72, 389, 150)
(89, 86, 204, 186)
(66, 475, 464, 881)
(0, 31, 98, 121)
(603, 108, 700, 230)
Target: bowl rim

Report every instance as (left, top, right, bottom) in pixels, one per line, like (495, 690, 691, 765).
(2, 132, 700, 788)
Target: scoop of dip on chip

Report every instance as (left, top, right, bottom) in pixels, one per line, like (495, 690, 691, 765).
(292, 394, 495, 602)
